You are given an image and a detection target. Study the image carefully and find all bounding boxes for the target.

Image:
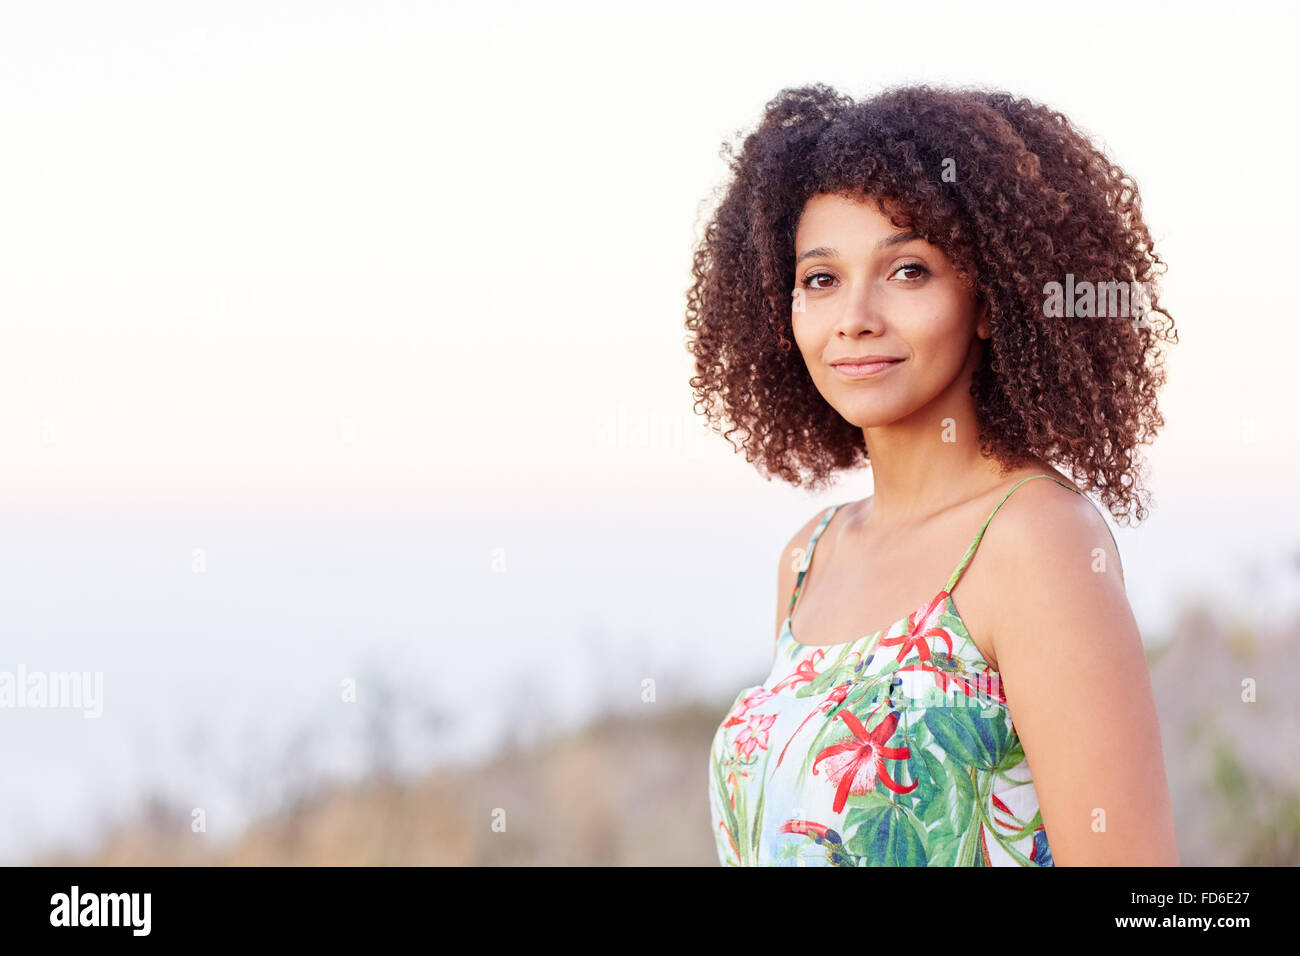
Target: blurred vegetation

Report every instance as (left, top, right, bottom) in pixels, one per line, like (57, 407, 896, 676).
(33, 600, 1300, 866)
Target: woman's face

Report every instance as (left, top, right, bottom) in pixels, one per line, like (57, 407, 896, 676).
(791, 192, 986, 429)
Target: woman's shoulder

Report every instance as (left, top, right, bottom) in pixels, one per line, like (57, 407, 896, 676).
(781, 498, 861, 552)
(980, 467, 1125, 588)
(779, 501, 843, 579)
(775, 499, 864, 608)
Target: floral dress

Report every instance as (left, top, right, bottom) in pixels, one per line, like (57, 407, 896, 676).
(708, 474, 1118, 866)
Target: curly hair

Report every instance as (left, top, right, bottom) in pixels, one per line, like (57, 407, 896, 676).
(684, 82, 1177, 525)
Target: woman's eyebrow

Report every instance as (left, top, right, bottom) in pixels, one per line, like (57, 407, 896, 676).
(794, 230, 925, 265)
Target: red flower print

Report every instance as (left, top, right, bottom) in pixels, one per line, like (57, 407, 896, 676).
(991, 792, 1026, 833)
(771, 653, 825, 693)
(780, 819, 831, 840)
(717, 821, 740, 860)
(826, 683, 851, 707)
(722, 686, 774, 727)
(780, 818, 853, 865)
(725, 770, 743, 810)
(725, 766, 749, 791)
(879, 591, 955, 663)
(811, 707, 918, 813)
(776, 682, 851, 768)
(733, 712, 777, 760)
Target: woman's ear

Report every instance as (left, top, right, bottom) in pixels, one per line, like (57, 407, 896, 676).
(976, 302, 990, 339)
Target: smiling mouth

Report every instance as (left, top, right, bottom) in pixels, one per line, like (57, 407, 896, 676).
(830, 358, 903, 379)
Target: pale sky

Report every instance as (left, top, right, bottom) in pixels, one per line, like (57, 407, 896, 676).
(1, 0, 1296, 511)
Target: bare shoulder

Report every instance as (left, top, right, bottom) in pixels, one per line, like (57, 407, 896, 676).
(773, 501, 855, 641)
(993, 472, 1121, 567)
(976, 472, 1127, 636)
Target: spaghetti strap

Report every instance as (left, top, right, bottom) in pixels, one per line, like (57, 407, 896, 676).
(943, 474, 1120, 593)
(787, 503, 844, 617)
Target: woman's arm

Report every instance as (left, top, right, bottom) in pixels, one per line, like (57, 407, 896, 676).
(982, 482, 1179, 866)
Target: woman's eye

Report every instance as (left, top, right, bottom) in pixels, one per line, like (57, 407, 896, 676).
(799, 262, 929, 290)
(893, 262, 929, 281)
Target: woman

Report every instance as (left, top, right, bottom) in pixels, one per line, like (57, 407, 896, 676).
(686, 83, 1179, 866)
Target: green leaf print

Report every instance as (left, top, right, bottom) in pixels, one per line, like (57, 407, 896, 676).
(750, 747, 773, 852)
(956, 765, 1003, 866)
(938, 609, 968, 638)
(987, 826, 1036, 866)
(927, 831, 960, 866)
(843, 789, 897, 824)
(995, 735, 1025, 772)
(948, 756, 977, 839)
(910, 717, 934, 750)
(710, 750, 742, 865)
(844, 803, 928, 866)
(919, 749, 951, 827)
(923, 705, 1011, 771)
(954, 781, 982, 865)
(798, 643, 883, 699)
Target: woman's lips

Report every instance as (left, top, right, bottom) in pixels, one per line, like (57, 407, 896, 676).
(830, 359, 903, 379)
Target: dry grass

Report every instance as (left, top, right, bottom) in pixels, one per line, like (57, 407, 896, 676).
(34, 599, 1300, 866)
(36, 703, 723, 866)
